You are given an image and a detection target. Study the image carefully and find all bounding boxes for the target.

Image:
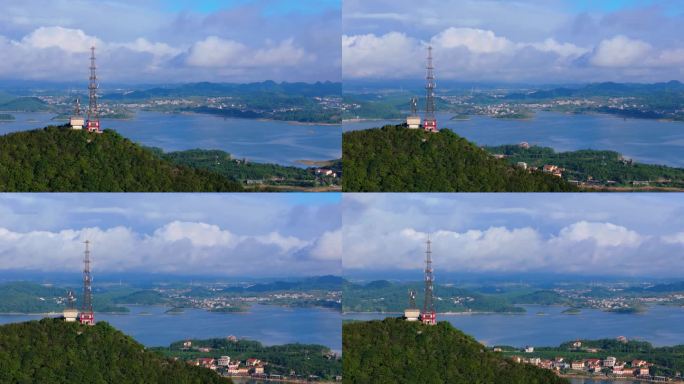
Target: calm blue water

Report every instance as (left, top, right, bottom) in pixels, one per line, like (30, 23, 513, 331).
(0, 304, 341, 351)
(0, 112, 341, 167)
(343, 112, 684, 167)
(345, 305, 684, 348)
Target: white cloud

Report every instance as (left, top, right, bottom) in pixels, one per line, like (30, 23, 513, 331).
(530, 38, 589, 58)
(310, 230, 342, 261)
(153, 221, 236, 248)
(113, 37, 182, 58)
(343, 28, 592, 80)
(343, 221, 680, 276)
(186, 36, 313, 69)
(253, 38, 314, 66)
(662, 232, 684, 244)
(342, 32, 422, 78)
(430, 27, 514, 54)
(21, 26, 102, 53)
(0, 222, 333, 276)
(186, 36, 248, 67)
(553, 221, 643, 247)
(590, 35, 652, 67)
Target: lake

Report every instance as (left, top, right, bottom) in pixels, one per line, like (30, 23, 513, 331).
(0, 304, 341, 351)
(0, 111, 341, 167)
(344, 305, 684, 348)
(343, 112, 684, 167)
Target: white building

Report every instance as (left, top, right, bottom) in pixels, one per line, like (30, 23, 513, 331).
(218, 356, 231, 366)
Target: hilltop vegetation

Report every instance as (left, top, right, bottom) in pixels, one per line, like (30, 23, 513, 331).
(343, 318, 568, 384)
(0, 319, 229, 383)
(343, 125, 576, 192)
(0, 127, 243, 192)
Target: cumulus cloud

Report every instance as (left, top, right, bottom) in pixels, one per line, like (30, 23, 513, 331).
(342, 32, 423, 78)
(530, 38, 589, 58)
(430, 27, 514, 54)
(21, 26, 102, 53)
(112, 38, 182, 58)
(553, 221, 643, 247)
(343, 221, 683, 277)
(343, 27, 594, 80)
(185, 36, 312, 69)
(310, 230, 342, 261)
(590, 35, 652, 67)
(0, 221, 339, 277)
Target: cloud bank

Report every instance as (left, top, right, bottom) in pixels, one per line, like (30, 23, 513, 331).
(343, 0, 684, 82)
(342, 194, 684, 277)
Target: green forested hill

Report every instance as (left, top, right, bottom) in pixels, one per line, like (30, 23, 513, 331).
(343, 125, 576, 192)
(0, 319, 230, 383)
(0, 127, 243, 191)
(343, 318, 568, 384)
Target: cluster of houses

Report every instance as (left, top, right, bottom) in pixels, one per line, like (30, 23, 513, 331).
(191, 355, 266, 377)
(181, 340, 265, 378)
(315, 168, 339, 178)
(510, 347, 655, 379)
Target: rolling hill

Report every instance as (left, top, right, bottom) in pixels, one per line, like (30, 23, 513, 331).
(343, 125, 576, 192)
(343, 317, 568, 384)
(0, 318, 229, 383)
(0, 126, 243, 192)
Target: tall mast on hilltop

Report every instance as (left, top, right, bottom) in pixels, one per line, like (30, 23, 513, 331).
(86, 46, 101, 133)
(79, 240, 95, 325)
(423, 46, 438, 133)
(421, 234, 436, 325)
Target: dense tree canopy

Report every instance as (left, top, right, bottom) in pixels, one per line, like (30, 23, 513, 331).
(343, 125, 576, 192)
(0, 127, 243, 191)
(0, 319, 230, 383)
(343, 318, 568, 384)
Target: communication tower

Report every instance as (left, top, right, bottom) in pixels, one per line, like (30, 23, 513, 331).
(85, 46, 101, 133)
(79, 240, 95, 325)
(423, 46, 438, 133)
(421, 235, 436, 325)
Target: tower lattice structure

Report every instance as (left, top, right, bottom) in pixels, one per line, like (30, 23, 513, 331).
(80, 240, 95, 325)
(86, 46, 101, 133)
(423, 46, 438, 132)
(421, 235, 436, 325)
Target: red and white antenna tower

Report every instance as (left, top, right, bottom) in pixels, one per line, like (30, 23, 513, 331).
(79, 240, 95, 325)
(421, 234, 436, 325)
(423, 46, 438, 133)
(86, 46, 101, 133)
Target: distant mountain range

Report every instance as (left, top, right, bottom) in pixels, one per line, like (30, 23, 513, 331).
(102, 81, 341, 100)
(504, 80, 684, 99)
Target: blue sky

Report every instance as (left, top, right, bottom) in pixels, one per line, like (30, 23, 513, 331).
(343, 0, 684, 83)
(343, 194, 684, 278)
(0, 0, 340, 83)
(0, 194, 341, 277)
